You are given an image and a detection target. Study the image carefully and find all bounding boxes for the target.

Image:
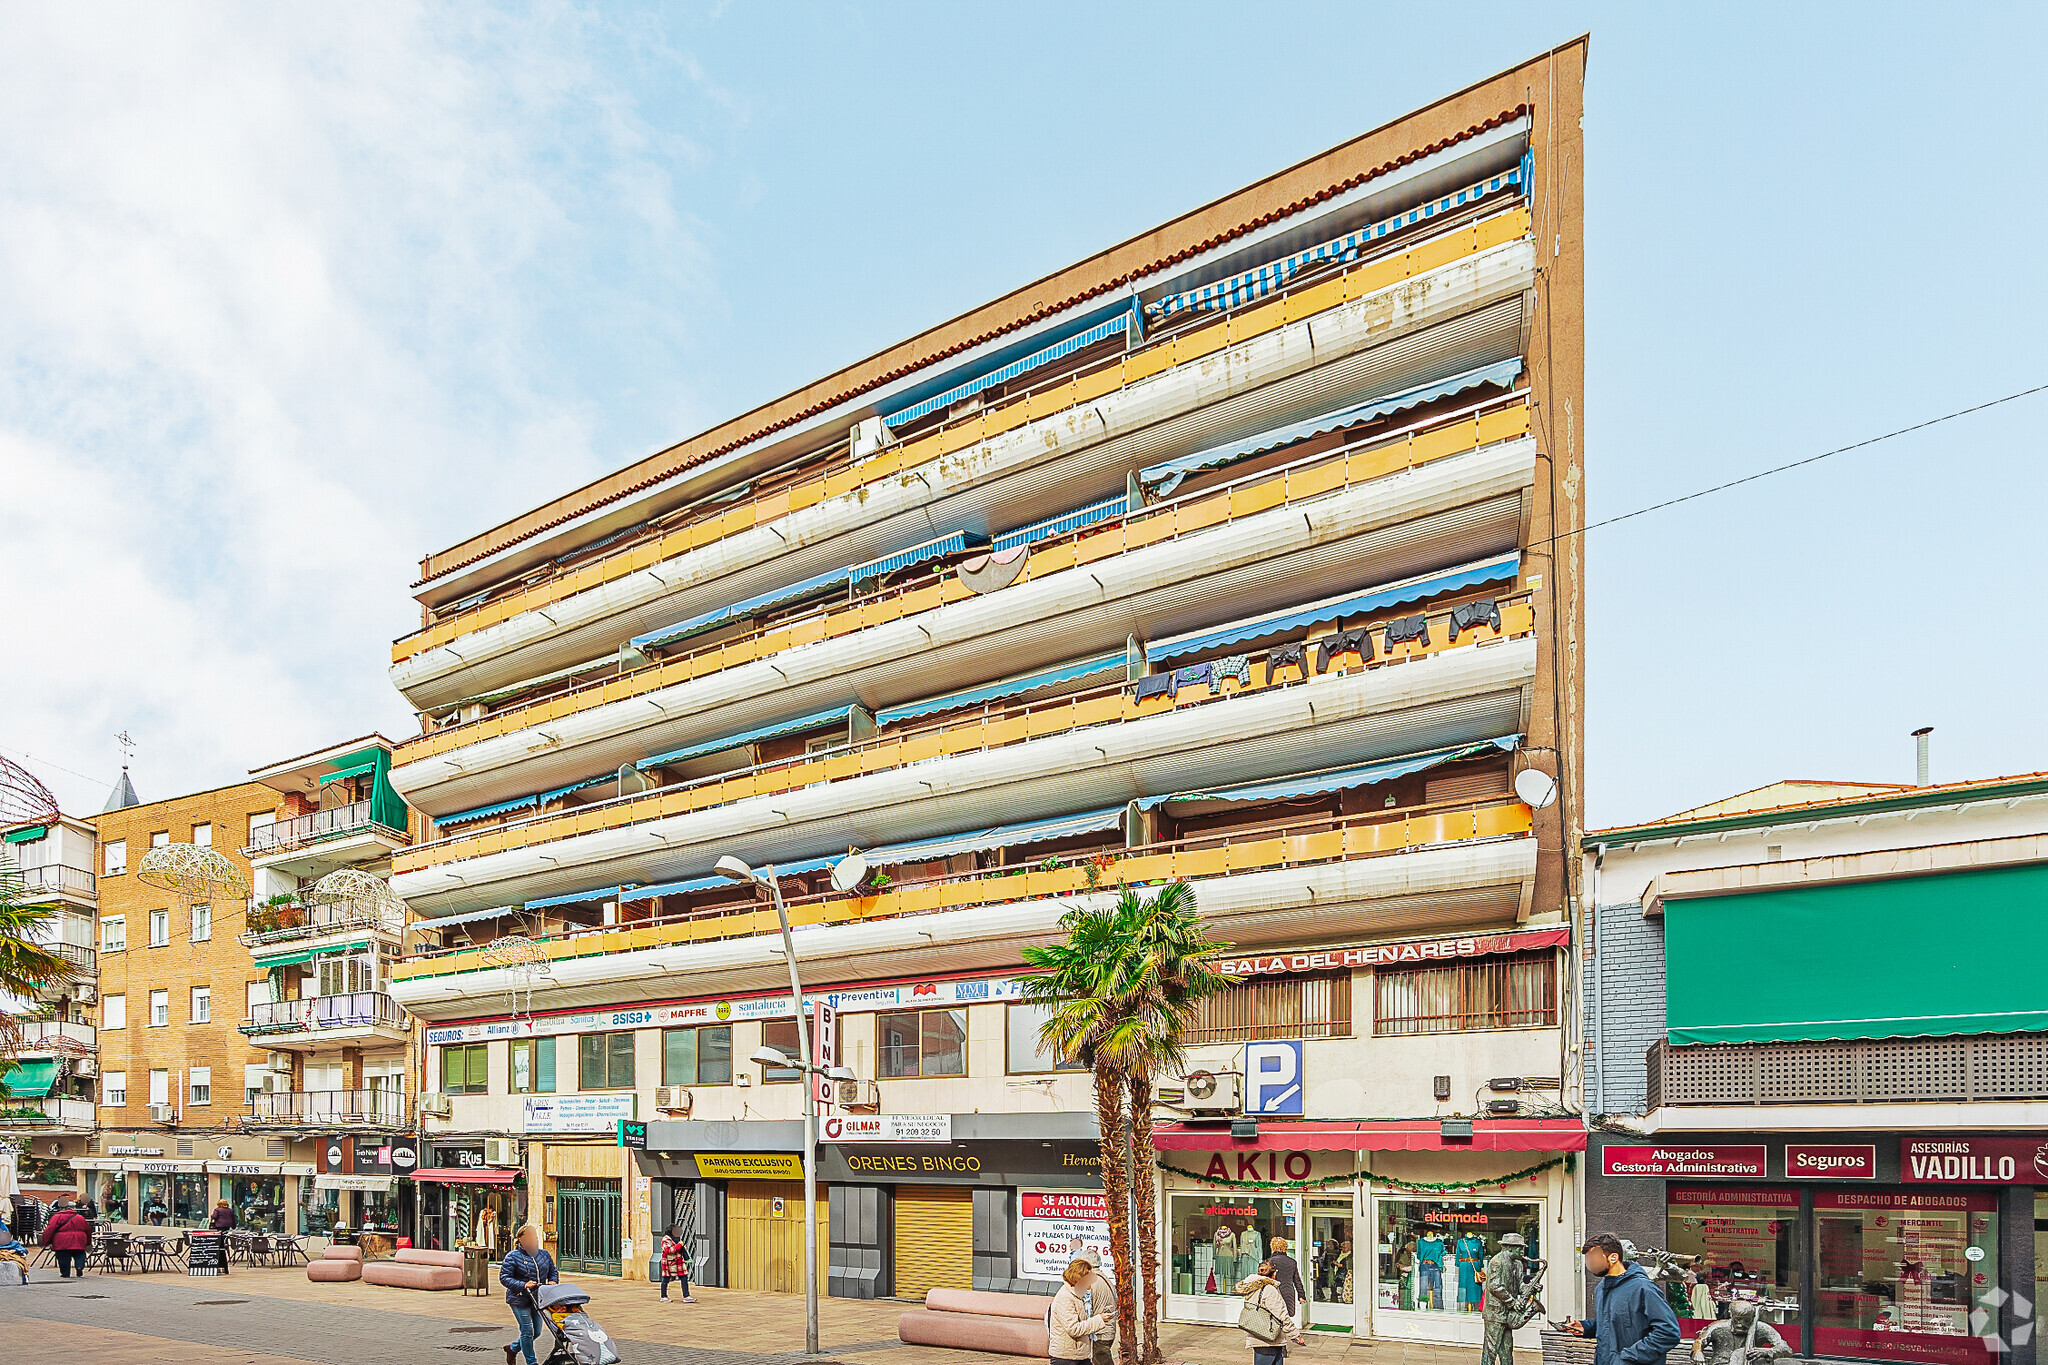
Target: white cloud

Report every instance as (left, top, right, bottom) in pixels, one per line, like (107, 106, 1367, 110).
(0, 4, 714, 813)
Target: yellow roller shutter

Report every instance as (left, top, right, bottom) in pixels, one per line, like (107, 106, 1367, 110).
(725, 1180, 827, 1295)
(894, 1184, 973, 1298)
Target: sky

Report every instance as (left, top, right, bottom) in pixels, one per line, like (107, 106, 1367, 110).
(1, 3, 2044, 829)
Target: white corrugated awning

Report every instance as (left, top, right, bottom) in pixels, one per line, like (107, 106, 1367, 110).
(864, 807, 1126, 867)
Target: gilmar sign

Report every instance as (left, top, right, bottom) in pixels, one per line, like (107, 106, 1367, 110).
(1902, 1137, 2048, 1185)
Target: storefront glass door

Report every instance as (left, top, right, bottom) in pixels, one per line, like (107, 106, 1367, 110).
(1307, 1198, 1356, 1328)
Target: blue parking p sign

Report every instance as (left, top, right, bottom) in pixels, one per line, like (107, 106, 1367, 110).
(1244, 1040, 1305, 1115)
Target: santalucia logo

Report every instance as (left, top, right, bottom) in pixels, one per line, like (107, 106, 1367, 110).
(1974, 1285, 2035, 1353)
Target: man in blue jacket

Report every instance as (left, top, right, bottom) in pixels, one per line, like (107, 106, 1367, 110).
(1565, 1234, 1680, 1365)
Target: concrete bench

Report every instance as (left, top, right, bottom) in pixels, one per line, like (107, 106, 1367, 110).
(307, 1244, 363, 1283)
(926, 1288, 1053, 1320)
(898, 1309, 1048, 1358)
(362, 1247, 464, 1291)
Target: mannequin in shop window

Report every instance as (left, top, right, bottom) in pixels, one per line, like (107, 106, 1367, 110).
(1455, 1230, 1486, 1312)
(1396, 1238, 1417, 1311)
(1416, 1224, 1450, 1310)
(1210, 1224, 1239, 1295)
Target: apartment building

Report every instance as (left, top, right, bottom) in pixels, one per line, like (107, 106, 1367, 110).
(386, 40, 1588, 1342)
(1580, 761, 2048, 1365)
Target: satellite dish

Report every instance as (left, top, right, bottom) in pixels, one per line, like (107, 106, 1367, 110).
(829, 853, 870, 894)
(1514, 768, 1559, 810)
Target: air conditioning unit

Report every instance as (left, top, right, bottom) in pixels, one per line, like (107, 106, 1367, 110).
(832, 1078, 879, 1111)
(269, 1052, 294, 1074)
(483, 1137, 521, 1167)
(73, 1058, 97, 1078)
(655, 1085, 693, 1115)
(417, 1093, 453, 1118)
(1180, 1070, 1243, 1116)
(148, 1104, 177, 1124)
(75, 982, 96, 1003)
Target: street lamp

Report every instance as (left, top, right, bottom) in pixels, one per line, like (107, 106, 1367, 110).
(717, 854, 823, 1356)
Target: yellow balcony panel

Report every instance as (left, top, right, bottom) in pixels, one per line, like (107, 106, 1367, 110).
(1230, 479, 1286, 519)
(1228, 838, 1289, 873)
(1112, 854, 1173, 884)
(1173, 496, 1229, 536)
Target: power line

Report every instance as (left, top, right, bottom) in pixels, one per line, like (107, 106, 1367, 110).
(0, 743, 111, 791)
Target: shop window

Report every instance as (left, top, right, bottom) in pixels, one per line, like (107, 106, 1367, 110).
(511, 1037, 556, 1094)
(878, 1008, 967, 1079)
(1374, 951, 1555, 1035)
(1188, 972, 1351, 1044)
(136, 1172, 208, 1227)
(301, 1184, 340, 1237)
(1006, 1002, 1088, 1074)
(94, 1171, 130, 1222)
(1170, 1193, 1293, 1296)
(1375, 1199, 1541, 1315)
(1813, 1189, 1997, 1359)
(226, 1175, 286, 1233)
(440, 1042, 489, 1095)
(578, 1030, 636, 1089)
(1665, 1187, 1800, 1341)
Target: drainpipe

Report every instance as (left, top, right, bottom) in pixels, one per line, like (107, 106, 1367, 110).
(1590, 843, 1608, 1119)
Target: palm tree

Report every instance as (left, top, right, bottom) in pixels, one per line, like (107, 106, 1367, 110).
(0, 870, 72, 1002)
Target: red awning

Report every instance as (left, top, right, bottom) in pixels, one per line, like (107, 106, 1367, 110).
(409, 1167, 523, 1185)
(1152, 1118, 1585, 1153)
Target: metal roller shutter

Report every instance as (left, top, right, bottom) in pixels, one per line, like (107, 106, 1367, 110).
(894, 1184, 974, 1298)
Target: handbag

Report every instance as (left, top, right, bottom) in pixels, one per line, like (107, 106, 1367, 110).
(1239, 1289, 1288, 1344)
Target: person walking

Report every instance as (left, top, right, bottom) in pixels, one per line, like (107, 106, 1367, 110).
(44, 1200, 91, 1278)
(1564, 1234, 1681, 1365)
(1236, 1259, 1292, 1365)
(1069, 1250, 1116, 1365)
(1267, 1235, 1310, 1345)
(658, 1226, 695, 1303)
(209, 1199, 236, 1276)
(500, 1223, 559, 1365)
(1049, 1258, 1113, 1365)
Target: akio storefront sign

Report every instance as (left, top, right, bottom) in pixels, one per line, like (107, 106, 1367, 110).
(1785, 1143, 1876, 1179)
(1601, 1145, 1767, 1178)
(1902, 1136, 2048, 1185)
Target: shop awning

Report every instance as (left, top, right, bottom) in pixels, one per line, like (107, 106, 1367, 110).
(2, 1059, 57, 1098)
(251, 937, 372, 969)
(315, 1173, 394, 1191)
(619, 857, 836, 903)
(1147, 554, 1520, 662)
(411, 1167, 522, 1185)
(876, 651, 1127, 726)
(993, 495, 1129, 553)
(436, 792, 541, 829)
(865, 807, 1126, 868)
(1152, 1118, 1585, 1153)
(1136, 738, 1518, 810)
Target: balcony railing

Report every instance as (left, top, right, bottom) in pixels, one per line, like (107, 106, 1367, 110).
(10, 863, 95, 899)
(1646, 1034, 2048, 1107)
(35, 941, 96, 978)
(0, 1096, 95, 1129)
(237, 902, 406, 950)
(394, 201, 1532, 665)
(239, 991, 407, 1037)
(248, 1088, 410, 1126)
(243, 800, 409, 858)
(396, 792, 1532, 982)
(13, 1020, 96, 1052)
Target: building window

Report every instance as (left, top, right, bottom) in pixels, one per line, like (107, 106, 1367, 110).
(101, 916, 126, 953)
(1813, 1189, 1995, 1354)
(148, 909, 169, 947)
(438, 1043, 488, 1095)
(246, 981, 271, 1015)
(1374, 1199, 1542, 1314)
(878, 1008, 967, 1079)
(192, 823, 212, 847)
(1374, 952, 1556, 1035)
(511, 1037, 556, 1094)
(102, 994, 126, 1030)
(189, 1067, 211, 1106)
(1665, 1187, 1798, 1330)
(150, 831, 169, 849)
(247, 812, 274, 847)
(316, 952, 378, 996)
(663, 1025, 733, 1086)
(578, 1031, 636, 1090)
(147, 1069, 170, 1106)
(1188, 972, 1352, 1044)
(760, 1018, 832, 1083)
(103, 1070, 127, 1106)
(190, 903, 211, 941)
(104, 840, 127, 877)
(1006, 1002, 1089, 1074)
(149, 990, 169, 1027)
(190, 986, 211, 1024)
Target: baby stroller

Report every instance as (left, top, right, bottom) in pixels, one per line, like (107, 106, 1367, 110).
(529, 1283, 621, 1365)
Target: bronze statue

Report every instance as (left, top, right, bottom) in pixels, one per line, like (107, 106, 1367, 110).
(1480, 1233, 1547, 1365)
(1693, 1301, 1790, 1365)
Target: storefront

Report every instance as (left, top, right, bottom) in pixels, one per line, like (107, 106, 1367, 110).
(414, 1142, 525, 1256)
(313, 1133, 417, 1244)
(129, 1159, 208, 1226)
(1155, 1118, 1582, 1344)
(1587, 1132, 2042, 1365)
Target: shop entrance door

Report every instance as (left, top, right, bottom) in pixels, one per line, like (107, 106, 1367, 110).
(1307, 1198, 1356, 1329)
(556, 1178, 622, 1276)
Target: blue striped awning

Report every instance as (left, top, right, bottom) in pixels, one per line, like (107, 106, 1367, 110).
(618, 857, 836, 903)
(636, 705, 858, 771)
(1138, 358, 1523, 496)
(1147, 554, 1520, 662)
(880, 302, 1140, 431)
(993, 495, 1129, 553)
(436, 792, 540, 829)
(1135, 739, 1518, 810)
(1146, 158, 1528, 322)
(539, 772, 616, 803)
(864, 807, 1126, 868)
(876, 651, 1127, 727)
(849, 530, 982, 587)
(414, 904, 522, 932)
(525, 885, 628, 911)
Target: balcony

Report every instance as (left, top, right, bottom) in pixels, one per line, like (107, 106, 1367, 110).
(239, 991, 409, 1049)
(247, 1088, 410, 1128)
(32, 940, 96, 982)
(13, 1020, 96, 1053)
(243, 800, 410, 872)
(0, 1096, 95, 1130)
(1646, 1034, 2048, 1108)
(238, 901, 405, 951)
(12, 862, 96, 901)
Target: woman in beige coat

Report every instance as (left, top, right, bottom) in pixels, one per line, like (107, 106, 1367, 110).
(1237, 1260, 1292, 1365)
(1049, 1258, 1115, 1365)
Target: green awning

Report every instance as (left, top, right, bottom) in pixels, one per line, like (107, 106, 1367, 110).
(1666, 863, 2048, 1044)
(319, 760, 378, 785)
(2, 1060, 57, 1098)
(252, 937, 372, 969)
(3, 825, 46, 845)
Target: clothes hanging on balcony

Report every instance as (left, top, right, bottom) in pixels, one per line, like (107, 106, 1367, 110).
(1384, 615, 1430, 650)
(1266, 641, 1308, 685)
(1171, 663, 1213, 698)
(1449, 598, 1502, 641)
(1211, 655, 1252, 691)
(1134, 673, 1175, 704)
(1315, 626, 1373, 674)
